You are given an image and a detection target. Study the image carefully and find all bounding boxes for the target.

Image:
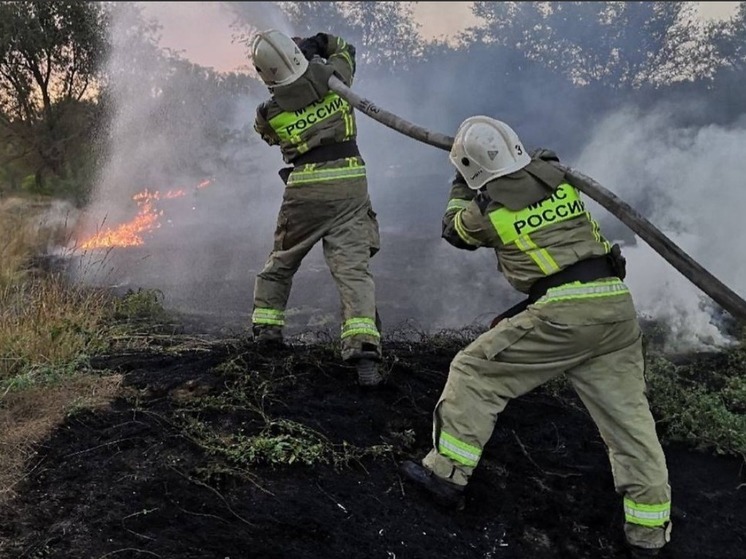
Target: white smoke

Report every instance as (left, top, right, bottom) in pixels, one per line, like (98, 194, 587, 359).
(71, 2, 284, 326)
(575, 107, 746, 350)
(68, 2, 746, 346)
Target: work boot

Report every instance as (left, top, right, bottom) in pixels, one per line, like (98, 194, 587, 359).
(252, 325, 284, 348)
(400, 460, 465, 511)
(356, 358, 383, 387)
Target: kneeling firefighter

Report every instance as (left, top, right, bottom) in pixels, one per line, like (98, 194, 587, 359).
(400, 116, 672, 557)
(250, 29, 383, 386)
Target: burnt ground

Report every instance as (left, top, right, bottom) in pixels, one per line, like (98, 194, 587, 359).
(0, 335, 744, 559)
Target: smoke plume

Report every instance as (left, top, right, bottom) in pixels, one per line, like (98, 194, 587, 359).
(70, 2, 745, 350)
(574, 107, 746, 350)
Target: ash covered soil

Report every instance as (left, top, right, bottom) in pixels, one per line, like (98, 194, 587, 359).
(1, 335, 744, 559)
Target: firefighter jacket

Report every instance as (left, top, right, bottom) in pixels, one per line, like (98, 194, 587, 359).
(442, 156, 612, 294)
(253, 34, 360, 174)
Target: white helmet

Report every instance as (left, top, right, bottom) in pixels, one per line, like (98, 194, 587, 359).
(450, 116, 531, 190)
(251, 29, 308, 87)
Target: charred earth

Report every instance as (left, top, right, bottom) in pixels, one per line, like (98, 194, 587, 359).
(0, 330, 744, 559)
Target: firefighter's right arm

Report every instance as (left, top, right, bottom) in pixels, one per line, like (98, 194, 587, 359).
(320, 34, 356, 86)
(441, 173, 492, 251)
(253, 102, 280, 146)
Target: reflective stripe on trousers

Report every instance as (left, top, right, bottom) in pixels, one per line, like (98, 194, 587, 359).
(341, 317, 379, 340)
(252, 307, 285, 326)
(624, 498, 671, 527)
(437, 430, 480, 467)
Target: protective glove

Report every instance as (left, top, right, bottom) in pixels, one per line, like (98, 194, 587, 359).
(293, 33, 329, 60)
(529, 148, 560, 162)
(475, 190, 491, 214)
(608, 243, 627, 280)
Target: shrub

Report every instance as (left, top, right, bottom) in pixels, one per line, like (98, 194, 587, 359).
(646, 350, 746, 457)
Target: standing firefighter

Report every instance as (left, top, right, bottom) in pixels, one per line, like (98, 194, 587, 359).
(400, 116, 672, 557)
(250, 29, 383, 386)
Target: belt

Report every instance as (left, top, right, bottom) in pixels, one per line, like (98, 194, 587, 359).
(528, 255, 615, 302)
(292, 140, 360, 166)
(497, 255, 617, 320)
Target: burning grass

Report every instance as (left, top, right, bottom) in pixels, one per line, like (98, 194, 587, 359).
(77, 179, 212, 250)
(1, 193, 745, 556)
(0, 196, 173, 508)
(0, 197, 114, 381)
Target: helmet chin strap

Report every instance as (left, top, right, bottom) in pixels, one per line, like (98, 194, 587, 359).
(326, 74, 746, 323)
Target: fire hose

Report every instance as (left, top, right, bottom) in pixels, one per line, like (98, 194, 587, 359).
(327, 75, 746, 323)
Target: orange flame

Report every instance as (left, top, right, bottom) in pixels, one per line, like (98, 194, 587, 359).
(79, 180, 213, 250)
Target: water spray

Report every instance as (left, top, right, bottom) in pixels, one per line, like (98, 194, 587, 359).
(327, 76, 746, 323)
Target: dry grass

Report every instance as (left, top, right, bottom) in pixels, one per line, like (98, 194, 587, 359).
(0, 374, 122, 507)
(0, 199, 41, 288)
(0, 278, 114, 380)
(0, 197, 77, 288)
(0, 197, 110, 381)
(0, 196, 126, 506)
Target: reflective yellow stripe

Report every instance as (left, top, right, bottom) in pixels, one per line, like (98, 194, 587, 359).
(586, 212, 611, 252)
(453, 210, 480, 246)
(341, 317, 379, 339)
(624, 498, 671, 527)
(535, 279, 629, 305)
(488, 183, 585, 244)
(438, 431, 480, 467)
(252, 308, 285, 326)
(446, 198, 471, 213)
(331, 37, 355, 70)
(344, 110, 354, 138)
(286, 164, 366, 186)
(514, 234, 560, 275)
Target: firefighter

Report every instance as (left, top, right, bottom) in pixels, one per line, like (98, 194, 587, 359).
(250, 29, 382, 386)
(400, 116, 671, 557)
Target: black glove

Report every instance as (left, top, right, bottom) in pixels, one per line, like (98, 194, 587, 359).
(294, 33, 329, 60)
(607, 243, 627, 280)
(475, 190, 491, 214)
(529, 148, 560, 162)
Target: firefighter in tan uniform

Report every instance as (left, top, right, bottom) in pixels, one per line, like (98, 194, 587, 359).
(401, 116, 672, 557)
(250, 30, 382, 386)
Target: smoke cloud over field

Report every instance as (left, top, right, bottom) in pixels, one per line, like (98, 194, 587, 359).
(72, 2, 745, 349)
(575, 109, 746, 350)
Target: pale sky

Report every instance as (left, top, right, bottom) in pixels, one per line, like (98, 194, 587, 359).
(139, 2, 740, 73)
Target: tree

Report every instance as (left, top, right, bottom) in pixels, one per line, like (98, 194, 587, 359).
(0, 0, 108, 193)
(227, 1, 423, 71)
(469, 2, 720, 88)
(91, 3, 267, 207)
(709, 1, 746, 70)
